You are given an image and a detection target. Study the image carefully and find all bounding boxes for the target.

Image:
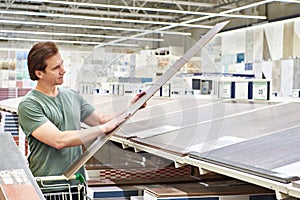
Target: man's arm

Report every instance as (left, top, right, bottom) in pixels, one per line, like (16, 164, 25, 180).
(83, 111, 113, 126)
(31, 91, 146, 150)
(83, 91, 147, 127)
(31, 118, 121, 150)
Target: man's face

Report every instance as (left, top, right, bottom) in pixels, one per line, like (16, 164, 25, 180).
(42, 53, 66, 85)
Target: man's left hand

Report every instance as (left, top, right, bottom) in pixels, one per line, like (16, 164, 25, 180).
(131, 91, 147, 109)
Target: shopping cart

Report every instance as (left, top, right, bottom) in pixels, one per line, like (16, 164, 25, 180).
(35, 174, 91, 200)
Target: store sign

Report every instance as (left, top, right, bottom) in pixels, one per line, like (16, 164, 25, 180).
(253, 81, 269, 100)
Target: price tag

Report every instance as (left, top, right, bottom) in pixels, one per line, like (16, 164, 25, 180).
(253, 82, 268, 100)
(219, 82, 231, 99)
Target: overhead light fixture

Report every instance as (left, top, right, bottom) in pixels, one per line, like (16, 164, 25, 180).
(164, 0, 274, 27)
(102, 0, 272, 46)
(0, 30, 164, 42)
(7, 0, 294, 48)
(225, 0, 273, 13)
(0, 37, 139, 47)
(27, 0, 266, 20)
(0, 10, 213, 29)
(0, 19, 191, 36)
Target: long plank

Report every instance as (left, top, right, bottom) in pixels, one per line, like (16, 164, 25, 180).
(63, 21, 229, 179)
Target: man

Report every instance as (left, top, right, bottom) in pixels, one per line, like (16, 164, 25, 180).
(18, 41, 145, 197)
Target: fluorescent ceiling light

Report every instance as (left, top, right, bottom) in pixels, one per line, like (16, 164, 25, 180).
(0, 19, 191, 36)
(0, 30, 164, 42)
(155, 0, 273, 31)
(225, 0, 273, 13)
(181, 0, 273, 24)
(26, 0, 266, 20)
(0, 10, 213, 29)
(101, 0, 272, 46)
(0, 37, 139, 47)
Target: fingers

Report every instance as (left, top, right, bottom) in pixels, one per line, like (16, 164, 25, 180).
(103, 119, 118, 134)
(131, 91, 146, 104)
(117, 112, 130, 124)
(106, 112, 131, 134)
(137, 91, 147, 109)
(137, 91, 146, 98)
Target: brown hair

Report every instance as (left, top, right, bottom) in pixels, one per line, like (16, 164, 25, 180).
(27, 41, 59, 80)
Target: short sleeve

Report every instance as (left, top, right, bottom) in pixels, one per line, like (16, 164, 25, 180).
(18, 100, 48, 137)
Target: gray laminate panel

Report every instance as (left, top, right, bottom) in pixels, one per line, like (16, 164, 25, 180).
(132, 102, 300, 153)
(117, 100, 275, 138)
(189, 126, 300, 182)
(129, 101, 300, 183)
(197, 126, 300, 172)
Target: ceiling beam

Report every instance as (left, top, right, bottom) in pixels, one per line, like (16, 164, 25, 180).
(0, 3, 174, 20)
(134, 0, 235, 9)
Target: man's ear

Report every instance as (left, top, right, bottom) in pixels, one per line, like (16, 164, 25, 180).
(35, 70, 43, 79)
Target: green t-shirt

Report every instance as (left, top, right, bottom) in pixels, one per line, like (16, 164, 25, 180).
(18, 87, 95, 179)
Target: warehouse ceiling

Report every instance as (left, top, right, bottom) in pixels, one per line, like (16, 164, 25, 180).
(0, 0, 300, 49)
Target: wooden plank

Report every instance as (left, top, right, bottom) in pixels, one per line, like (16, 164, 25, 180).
(143, 183, 274, 198)
(63, 21, 229, 179)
